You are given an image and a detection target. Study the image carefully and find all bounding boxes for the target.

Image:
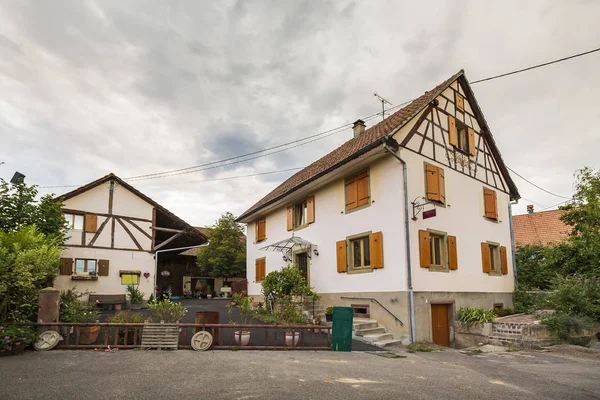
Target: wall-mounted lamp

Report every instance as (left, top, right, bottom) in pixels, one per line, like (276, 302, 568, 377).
(313, 249, 319, 256)
(282, 255, 288, 262)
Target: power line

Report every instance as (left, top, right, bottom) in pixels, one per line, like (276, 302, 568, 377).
(471, 47, 600, 84)
(507, 166, 572, 199)
(539, 199, 572, 212)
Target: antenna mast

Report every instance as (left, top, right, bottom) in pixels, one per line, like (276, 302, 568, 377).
(374, 92, 392, 120)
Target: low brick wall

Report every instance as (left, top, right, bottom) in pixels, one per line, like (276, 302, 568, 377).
(454, 322, 492, 348)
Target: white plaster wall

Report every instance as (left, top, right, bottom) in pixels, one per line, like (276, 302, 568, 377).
(246, 155, 408, 296)
(112, 184, 154, 220)
(63, 183, 110, 214)
(54, 247, 155, 299)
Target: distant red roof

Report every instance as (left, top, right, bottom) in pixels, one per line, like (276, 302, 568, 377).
(512, 210, 571, 247)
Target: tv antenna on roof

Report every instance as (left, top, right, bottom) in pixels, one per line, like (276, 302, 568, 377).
(374, 92, 392, 121)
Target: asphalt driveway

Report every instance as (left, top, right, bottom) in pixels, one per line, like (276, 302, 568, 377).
(1, 347, 598, 399)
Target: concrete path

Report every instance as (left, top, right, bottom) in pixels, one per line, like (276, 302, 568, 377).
(1, 347, 599, 399)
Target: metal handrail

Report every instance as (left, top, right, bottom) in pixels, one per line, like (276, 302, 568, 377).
(340, 296, 404, 326)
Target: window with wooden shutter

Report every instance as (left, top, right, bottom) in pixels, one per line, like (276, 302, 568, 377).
(60, 258, 73, 275)
(468, 128, 476, 156)
(369, 231, 383, 269)
(98, 259, 110, 276)
(481, 242, 491, 273)
(418, 230, 431, 268)
(336, 240, 347, 273)
(455, 93, 464, 112)
(500, 246, 508, 275)
(425, 163, 445, 205)
(344, 171, 370, 212)
(255, 258, 266, 281)
(85, 214, 98, 233)
(448, 115, 458, 147)
(287, 207, 293, 231)
(448, 236, 458, 270)
(483, 188, 498, 220)
(307, 195, 315, 224)
(256, 219, 266, 242)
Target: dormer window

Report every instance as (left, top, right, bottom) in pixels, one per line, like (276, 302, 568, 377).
(448, 115, 476, 157)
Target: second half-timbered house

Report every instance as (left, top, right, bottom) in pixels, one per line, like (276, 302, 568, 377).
(238, 70, 520, 346)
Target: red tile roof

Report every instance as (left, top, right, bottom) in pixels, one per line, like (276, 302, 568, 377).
(238, 70, 466, 222)
(512, 210, 571, 247)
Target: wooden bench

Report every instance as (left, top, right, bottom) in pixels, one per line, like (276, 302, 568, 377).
(89, 294, 126, 309)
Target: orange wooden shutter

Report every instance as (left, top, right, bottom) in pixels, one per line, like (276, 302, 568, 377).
(455, 93, 464, 111)
(468, 127, 476, 156)
(307, 196, 315, 224)
(345, 177, 357, 211)
(369, 231, 383, 269)
(256, 259, 265, 281)
(356, 172, 370, 207)
(59, 258, 73, 275)
(483, 189, 498, 220)
(425, 164, 440, 202)
(256, 219, 266, 241)
(287, 207, 293, 231)
(500, 246, 508, 275)
(336, 240, 347, 273)
(85, 214, 97, 233)
(418, 230, 431, 268)
(97, 259, 110, 276)
(448, 115, 458, 147)
(481, 243, 491, 273)
(448, 236, 458, 270)
(438, 168, 446, 205)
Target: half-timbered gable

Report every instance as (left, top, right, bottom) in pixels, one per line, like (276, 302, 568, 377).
(398, 76, 509, 195)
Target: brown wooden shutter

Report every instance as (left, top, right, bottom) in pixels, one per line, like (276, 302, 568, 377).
(287, 207, 293, 231)
(85, 214, 98, 233)
(97, 259, 110, 276)
(455, 93, 464, 111)
(345, 177, 357, 211)
(307, 196, 315, 224)
(356, 172, 370, 207)
(481, 242, 491, 273)
(438, 168, 446, 205)
(483, 189, 498, 220)
(59, 258, 73, 275)
(468, 127, 476, 156)
(418, 230, 431, 268)
(336, 240, 347, 273)
(255, 259, 265, 281)
(448, 115, 458, 147)
(448, 236, 458, 270)
(256, 219, 266, 242)
(500, 246, 508, 275)
(425, 164, 440, 202)
(369, 231, 383, 269)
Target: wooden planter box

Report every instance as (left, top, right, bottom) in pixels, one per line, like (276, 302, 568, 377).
(140, 322, 179, 350)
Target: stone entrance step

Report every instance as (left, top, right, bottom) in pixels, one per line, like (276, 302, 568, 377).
(355, 327, 386, 337)
(373, 338, 404, 347)
(362, 332, 394, 343)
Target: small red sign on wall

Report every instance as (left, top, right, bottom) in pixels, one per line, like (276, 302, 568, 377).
(423, 209, 437, 219)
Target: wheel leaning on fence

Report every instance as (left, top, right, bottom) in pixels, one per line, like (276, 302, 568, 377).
(33, 331, 61, 351)
(191, 331, 213, 351)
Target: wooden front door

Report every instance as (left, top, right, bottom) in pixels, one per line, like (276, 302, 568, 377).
(431, 304, 450, 346)
(296, 252, 309, 283)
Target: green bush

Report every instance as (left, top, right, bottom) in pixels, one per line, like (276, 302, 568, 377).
(545, 275, 600, 320)
(494, 308, 517, 317)
(125, 285, 144, 303)
(147, 299, 187, 323)
(108, 311, 146, 324)
(457, 306, 496, 324)
(541, 312, 594, 344)
(61, 301, 99, 323)
(261, 265, 317, 310)
(0, 325, 38, 351)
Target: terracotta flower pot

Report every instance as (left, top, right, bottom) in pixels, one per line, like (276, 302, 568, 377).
(79, 326, 101, 345)
(285, 332, 300, 347)
(114, 304, 122, 311)
(234, 331, 250, 346)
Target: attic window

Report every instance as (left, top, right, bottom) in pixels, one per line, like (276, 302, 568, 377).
(457, 122, 469, 154)
(64, 213, 84, 230)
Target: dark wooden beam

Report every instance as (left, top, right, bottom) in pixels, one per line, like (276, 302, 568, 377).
(68, 244, 149, 252)
(151, 207, 156, 252)
(153, 231, 184, 251)
(61, 209, 152, 223)
(116, 217, 143, 251)
(88, 216, 111, 247)
(121, 218, 152, 240)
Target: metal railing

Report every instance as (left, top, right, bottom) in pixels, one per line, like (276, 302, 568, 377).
(16, 322, 332, 351)
(340, 296, 404, 326)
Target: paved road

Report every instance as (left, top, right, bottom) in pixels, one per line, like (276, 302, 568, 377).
(1, 348, 599, 399)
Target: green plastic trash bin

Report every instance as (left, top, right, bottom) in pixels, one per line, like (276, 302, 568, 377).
(331, 306, 353, 351)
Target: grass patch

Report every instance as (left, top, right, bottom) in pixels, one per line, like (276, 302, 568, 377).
(407, 341, 438, 353)
(506, 343, 521, 352)
(375, 351, 407, 359)
(471, 349, 483, 354)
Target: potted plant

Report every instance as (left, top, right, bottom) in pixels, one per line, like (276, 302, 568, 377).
(325, 306, 334, 322)
(314, 316, 323, 334)
(147, 298, 187, 323)
(61, 301, 100, 344)
(109, 311, 146, 345)
(227, 292, 254, 346)
(206, 285, 212, 300)
(0, 326, 38, 356)
(126, 284, 144, 310)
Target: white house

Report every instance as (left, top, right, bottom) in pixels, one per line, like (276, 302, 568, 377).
(54, 173, 207, 303)
(237, 70, 520, 346)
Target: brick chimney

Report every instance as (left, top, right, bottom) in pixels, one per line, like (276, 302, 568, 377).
(353, 119, 366, 138)
(527, 204, 534, 214)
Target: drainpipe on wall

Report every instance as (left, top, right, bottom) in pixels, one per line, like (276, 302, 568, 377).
(153, 242, 210, 297)
(508, 201, 518, 290)
(381, 138, 416, 344)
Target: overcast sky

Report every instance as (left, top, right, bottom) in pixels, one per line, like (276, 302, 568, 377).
(1, 0, 599, 226)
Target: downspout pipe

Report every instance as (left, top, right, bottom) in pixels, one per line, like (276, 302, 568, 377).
(381, 138, 416, 344)
(154, 242, 210, 297)
(508, 200, 519, 290)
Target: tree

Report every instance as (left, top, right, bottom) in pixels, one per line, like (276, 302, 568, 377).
(196, 212, 246, 283)
(0, 178, 66, 241)
(0, 226, 62, 322)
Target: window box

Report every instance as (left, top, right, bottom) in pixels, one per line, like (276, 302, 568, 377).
(71, 275, 98, 281)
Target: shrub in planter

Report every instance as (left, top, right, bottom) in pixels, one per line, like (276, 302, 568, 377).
(147, 299, 187, 323)
(0, 326, 38, 355)
(457, 306, 496, 324)
(227, 291, 255, 346)
(109, 312, 146, 345)
(126, 285, 144, 310)
(60, 301, 100, 344)
(541, 312, 594, 345)
(325, 306, 334, 322)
